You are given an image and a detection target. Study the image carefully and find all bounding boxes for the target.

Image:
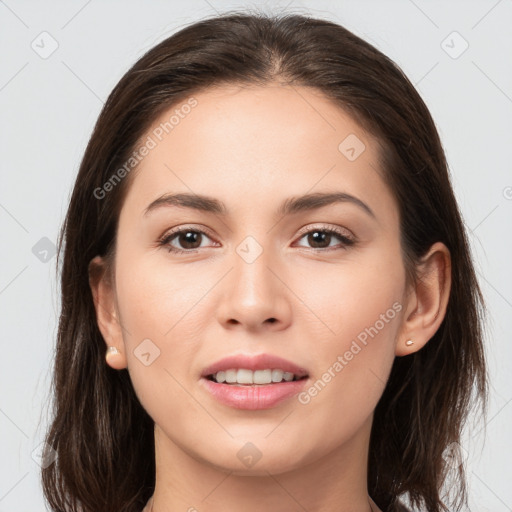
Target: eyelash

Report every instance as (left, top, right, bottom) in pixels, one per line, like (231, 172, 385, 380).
(157, 225, 355, 255)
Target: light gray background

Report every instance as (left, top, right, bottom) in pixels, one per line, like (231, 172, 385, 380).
(1, 1, 511, 510)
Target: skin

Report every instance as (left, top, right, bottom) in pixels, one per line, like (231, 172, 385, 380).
(89, 83, 451, 512)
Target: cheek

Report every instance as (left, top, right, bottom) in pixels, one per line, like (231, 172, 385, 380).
(296, 248, 405, 346)
(113, 254, 210, 407)
(115, 250, 216, 338)
(293, 246, 404, 410)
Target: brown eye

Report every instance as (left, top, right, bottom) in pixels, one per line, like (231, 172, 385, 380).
(174, 231, 203, 250)
(295, 227, 355, 251)
(306, 231, 334, 249)
(158, 228, 215, 254)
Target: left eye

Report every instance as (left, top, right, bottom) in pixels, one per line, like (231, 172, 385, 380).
(158, 226, 355, 254)
(294, 227, 354, 250)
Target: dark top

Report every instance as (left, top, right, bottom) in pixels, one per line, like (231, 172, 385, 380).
(394, 501, 413, 512)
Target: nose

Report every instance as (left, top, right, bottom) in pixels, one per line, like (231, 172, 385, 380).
(215, 244, 292, 332)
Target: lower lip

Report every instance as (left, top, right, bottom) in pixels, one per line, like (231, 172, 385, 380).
(200, 377, 309, 410)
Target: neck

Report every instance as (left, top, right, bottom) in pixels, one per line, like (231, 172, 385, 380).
(146, 414, 381, 512)
(145, 496, 381, 512)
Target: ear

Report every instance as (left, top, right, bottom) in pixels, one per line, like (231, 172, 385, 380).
(396, 242, 452, 357)
(88, 255, 127, 369)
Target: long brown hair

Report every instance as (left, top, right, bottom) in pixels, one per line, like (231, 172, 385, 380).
(42, 10, 488, 512)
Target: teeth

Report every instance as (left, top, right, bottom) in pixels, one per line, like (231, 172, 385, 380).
(211, 368, 300, 384)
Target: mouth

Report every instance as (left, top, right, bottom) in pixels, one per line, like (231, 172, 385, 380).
(199, 353, 310, 410)
(201, 352, 309, 379)
(205, 368, 308, 385)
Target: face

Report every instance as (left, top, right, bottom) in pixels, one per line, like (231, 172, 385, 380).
(103, 84, 409, 474)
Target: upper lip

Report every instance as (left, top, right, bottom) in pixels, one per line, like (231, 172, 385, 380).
(201, 353, 309, 378)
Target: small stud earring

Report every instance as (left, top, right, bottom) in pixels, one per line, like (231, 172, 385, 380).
(105, 346, 121, 362)
(405, 340, 414, 346)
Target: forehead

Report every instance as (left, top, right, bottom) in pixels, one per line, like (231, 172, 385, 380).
(119, 84, 396, 224)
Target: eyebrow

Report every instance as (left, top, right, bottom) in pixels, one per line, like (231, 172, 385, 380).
(143, 191, 376, 219)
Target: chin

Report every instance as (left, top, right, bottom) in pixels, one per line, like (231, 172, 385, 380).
(199, 444, 310, 476)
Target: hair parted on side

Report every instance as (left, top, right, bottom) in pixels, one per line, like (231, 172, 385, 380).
(42, 10, 488, 512)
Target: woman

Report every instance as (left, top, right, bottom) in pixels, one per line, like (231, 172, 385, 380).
(41, 11, 488, 512)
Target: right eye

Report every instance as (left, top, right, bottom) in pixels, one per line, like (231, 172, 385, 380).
(158, 227, 218, 254)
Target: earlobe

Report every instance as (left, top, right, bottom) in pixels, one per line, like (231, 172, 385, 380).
(88, 255, 128, 370)
(105, 345, 126, 370)
(395, 242, 452, 357)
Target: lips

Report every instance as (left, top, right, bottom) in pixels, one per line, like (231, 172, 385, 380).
(200, 377, 308, 409)
(199, 353, 310, 410)
(201, 353, 309, 379)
